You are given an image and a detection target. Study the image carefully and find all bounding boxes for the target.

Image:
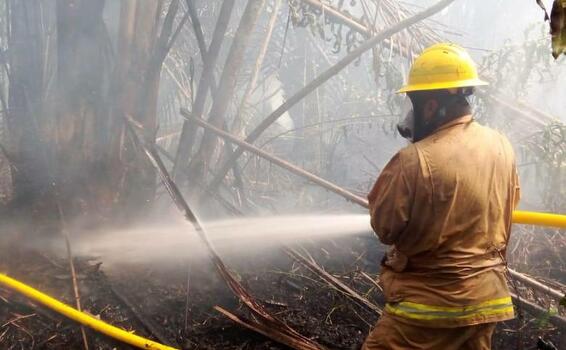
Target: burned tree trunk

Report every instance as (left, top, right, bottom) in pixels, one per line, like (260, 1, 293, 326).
(107, 0, 162, 217)
(54, 0, 113, 218)
(3, 0, 184, 221)
(109, 0, 183, 218)
(172, 0, 235, 185)
(5, 0, 50, 209)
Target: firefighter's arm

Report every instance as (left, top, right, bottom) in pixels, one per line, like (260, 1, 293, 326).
(367, 151, 414, 245)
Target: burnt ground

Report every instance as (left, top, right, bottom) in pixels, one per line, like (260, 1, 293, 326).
(0, 232, 563, 350)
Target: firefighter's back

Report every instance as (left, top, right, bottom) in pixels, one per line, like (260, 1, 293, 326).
(382, 116, 519, 328)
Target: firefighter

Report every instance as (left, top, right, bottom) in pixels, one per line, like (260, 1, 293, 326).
(363, 43, 521, 350)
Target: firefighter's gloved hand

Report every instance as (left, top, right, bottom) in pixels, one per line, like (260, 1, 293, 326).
(383, 247, 408, 272)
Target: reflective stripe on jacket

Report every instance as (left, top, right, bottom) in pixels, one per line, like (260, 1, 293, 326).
(385, 296, 514, 321)
(368, 115, 520, 328)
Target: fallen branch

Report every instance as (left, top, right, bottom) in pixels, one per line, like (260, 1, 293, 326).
(183, 111, 367, 207)
(509, 270, 565, 301)
(214, 306, 320, 350)
(124, 116, 323, 350)
(360, 272, 383, 293)
(204, 0, 458, 196)
(286, 248, 381, 315)
(0, 291, 59, 324)
(57, 205, 89, 350)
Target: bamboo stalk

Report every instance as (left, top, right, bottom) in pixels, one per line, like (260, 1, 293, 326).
(231, 0, 283, 137)
(204, 0, 458, 196)
(57, 205, 89, 350)
(508, 269, 565, 301)
(163, 53, 246, 193)
(172, 0, 235, 182)
(188, 0, 266, 186)
(182, 110, 368, 207)
(181, 0, 248, 197)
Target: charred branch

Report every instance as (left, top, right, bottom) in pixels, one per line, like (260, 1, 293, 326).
(286, 247, 382, 315)
(124, 115, 324, 350)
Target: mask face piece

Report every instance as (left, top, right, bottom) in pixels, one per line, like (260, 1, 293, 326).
(399, 89, 472, 142)
(407, 93, 430, 143)
(407, 92, 446, 142)
(397, 97, 414, 142)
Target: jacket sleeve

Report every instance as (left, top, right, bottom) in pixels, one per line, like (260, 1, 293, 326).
(367, 150, 415, 245)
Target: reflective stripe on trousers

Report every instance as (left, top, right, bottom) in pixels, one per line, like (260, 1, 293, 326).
(385, 297, 514, 321)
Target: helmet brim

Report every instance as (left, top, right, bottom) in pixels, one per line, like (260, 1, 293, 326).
(396, 78, 489, 94)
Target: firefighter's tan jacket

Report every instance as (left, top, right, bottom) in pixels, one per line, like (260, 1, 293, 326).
(368, 115, 520, 328)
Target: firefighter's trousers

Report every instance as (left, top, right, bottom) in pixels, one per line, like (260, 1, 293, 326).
(362, 314, 496, 350)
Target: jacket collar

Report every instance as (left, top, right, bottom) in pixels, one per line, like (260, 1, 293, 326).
(435, 114, 473, 133)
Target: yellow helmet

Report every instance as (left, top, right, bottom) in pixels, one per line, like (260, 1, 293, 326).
(397, 43, 488, 93)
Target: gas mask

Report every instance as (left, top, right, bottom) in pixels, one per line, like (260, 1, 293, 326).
(396, 90, 472, 143)
(396, 95, 439, 143)
(396, 97, 414, 142)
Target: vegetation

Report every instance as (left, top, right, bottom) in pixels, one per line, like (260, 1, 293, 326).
(0, 1, 563, 349)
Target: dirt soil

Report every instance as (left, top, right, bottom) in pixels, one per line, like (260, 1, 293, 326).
(0, 233, 563, 350)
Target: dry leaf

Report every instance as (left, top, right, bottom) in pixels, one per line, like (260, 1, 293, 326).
(550, 0, 566, 58)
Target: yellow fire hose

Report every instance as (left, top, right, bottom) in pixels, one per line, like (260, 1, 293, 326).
(0, 210, 563, 349)
(0, 273, 178, 350)
(512, 210, 566, 228)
